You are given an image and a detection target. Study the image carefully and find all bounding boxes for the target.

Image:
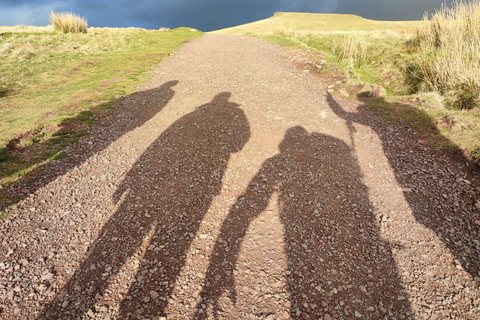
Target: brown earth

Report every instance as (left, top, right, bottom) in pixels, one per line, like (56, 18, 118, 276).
(1, 34, 480, 320)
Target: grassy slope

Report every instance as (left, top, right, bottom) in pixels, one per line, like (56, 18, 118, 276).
(212, 12, 480, 164)
(0, 26, 202, 204)
(212, 12, 420, 34)
(0, 27, 201, 147)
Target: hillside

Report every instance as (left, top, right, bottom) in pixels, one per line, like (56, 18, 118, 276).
(212, 12, 420, 34)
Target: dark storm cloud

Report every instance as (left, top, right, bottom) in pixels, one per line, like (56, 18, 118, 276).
(0, 0, 456, 31)
(335, 0, 455, 21)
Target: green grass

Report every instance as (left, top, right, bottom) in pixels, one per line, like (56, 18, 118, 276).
(213, 12, 480, 164)
(0, 26, 202, 198)
(0, 26, 201, 148)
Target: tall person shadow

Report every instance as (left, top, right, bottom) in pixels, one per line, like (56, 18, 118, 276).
(4, 80, 179, 205)
(195, 126, 411, 319)
(40, 92, 250, 319)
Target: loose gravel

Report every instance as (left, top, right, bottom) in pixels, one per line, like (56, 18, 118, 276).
(1, 34, 479, 320)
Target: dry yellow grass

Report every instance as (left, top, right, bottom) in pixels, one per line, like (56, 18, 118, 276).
(212, 12, 420, 35)
(415, 0, 480, 109)
(333, 31, 369, 68)
(49, 11, 88, 34)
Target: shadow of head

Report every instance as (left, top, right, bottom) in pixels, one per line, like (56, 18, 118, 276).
(209, 92, 240, 108)
(160, 80, 179, 90)
(279, 126, 309, 154)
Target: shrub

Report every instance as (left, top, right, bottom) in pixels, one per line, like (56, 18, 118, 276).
(49, 11, 88, 34)
(414, 0, 480, 109)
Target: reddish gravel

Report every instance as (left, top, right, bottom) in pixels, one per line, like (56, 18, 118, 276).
(1, 34, 480, 320)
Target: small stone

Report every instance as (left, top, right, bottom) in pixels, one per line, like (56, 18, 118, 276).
(398, 296, 406, 301)
(339, 89, 349, 97)
(366, 306, 375, 312)
(475, 201, 480, 210)
(354, 311, 362, 318)
(62, 301, 69, 308)
(150, 290, 159, 299)
(42, 272, 54, 281)
(143, 296, 151, 303)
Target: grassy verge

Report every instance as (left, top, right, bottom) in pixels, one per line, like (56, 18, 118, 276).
(214, 11, 480, 165)
(0, 26, 202, 209)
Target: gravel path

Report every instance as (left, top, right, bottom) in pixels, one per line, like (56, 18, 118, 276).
(1, 34, 480, 320)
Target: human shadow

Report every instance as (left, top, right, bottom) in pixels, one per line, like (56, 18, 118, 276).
(195, 126, 411, 319)
(40, 92, 251, 319)
(2, 80, 179, 210)
(327, 92, 480, 281)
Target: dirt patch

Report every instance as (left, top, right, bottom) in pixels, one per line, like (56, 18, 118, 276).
(100, 78, 123, 88)
(5, 131, 35, 152)
(0, 103, 15, 111)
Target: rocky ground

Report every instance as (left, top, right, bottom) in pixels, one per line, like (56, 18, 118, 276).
(1, 34, 480, 319)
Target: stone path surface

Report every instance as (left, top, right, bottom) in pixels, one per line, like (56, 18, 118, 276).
(1, 34, 480, 319)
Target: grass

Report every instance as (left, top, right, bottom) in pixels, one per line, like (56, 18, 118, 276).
(413, 0, 480, 110)
(0, 25, 202, 207)
(213, 12, 420, 34)
(50, 11, 88, 33)
(212, 11, 480, 164)
(332, 31, 369, 68)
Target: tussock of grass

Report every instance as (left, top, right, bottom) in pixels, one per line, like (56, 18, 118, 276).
(50, 11, 88, 34)
(273, 25, 296, 38)
(333, 31, 369, 68)
(414, 0, 480, 109)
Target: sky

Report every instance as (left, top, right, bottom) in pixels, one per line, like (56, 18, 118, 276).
(0, 0, 454, 32)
